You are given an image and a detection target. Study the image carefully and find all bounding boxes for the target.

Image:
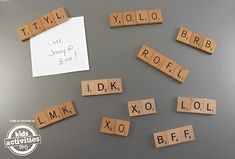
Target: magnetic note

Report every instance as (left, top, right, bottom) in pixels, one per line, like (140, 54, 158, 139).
(30, 17, 89, 77)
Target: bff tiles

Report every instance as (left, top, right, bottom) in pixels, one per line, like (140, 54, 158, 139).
(109, 8, 162, 27)
(177, 97, 217, 115)
(17, 7, 68, 41)
(137, 45, 190, 83)
(153, 125, 195, 148)
(33, 100, 76, 128)
(176, 27, 217, 54)
(128, 98, 157, 117)
(100, 117, 130, 137)
(81, 78, 122, 96)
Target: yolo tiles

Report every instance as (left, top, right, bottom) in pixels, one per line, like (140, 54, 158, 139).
(153, 125, 195, 148)
(176, 27, 217, 54)
(33, 100, 76, 128)
(100, 117, 130, 137)
(17, 7, 68, 41)
(128, 98, 157, 117)
(137, 45, 190, 83)
(81, 78, 122, 96)
(109, 8, 163, 28)
(177, 97, 217, 115)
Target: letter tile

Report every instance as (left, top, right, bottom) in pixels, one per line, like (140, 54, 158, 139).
(109, 12, 124, 27)
(153, 131, 169, 148)
(177, 97, 191, 112)
(17, 24, 33, 41)
(176, 27, 193, 45)
(123, 11, 137, 26)
(58, 100, 76, 119)
(135, 10, 149, 25)
(40, 12, 57, 30)
(128, 100, 143, 117)
(51, 7, 68, 24)
(200, 37, 217, 54)
(100, 117, 116, 134)
(141, 98, 156, 115)
(33, 111, 51, 128)
(114, 119, 130, 137)
(148, 9, 163, 24)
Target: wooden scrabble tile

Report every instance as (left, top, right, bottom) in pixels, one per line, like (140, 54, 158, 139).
(107, 78, 122, 94)
(114, 119, 130, 137)
(109, 12, 124, 27)
(160, 58, 178, 77)
(189, 32, 205, 49)
(51, 7, 68, 25)
(166, 128, 182, 145)
(172, 65, 190, 83)
(17, 24, 33, 41)
(137, 45, 155, 64)
(179, 125, 195, 143)
(33, 111, 51, 129)
(153, 131, 169, 148)
(135, 10, 149, 25)
(45, 105, 63, 124)
(148, 50, 167, 70)
(141, 98, 156, 115)
(100, 117, 116, 134)
(29, 19, 45, 36)
(128, 100, 143, 117)
(177, 97, 191, 112)
(40, 12, 57, 30)
(81, 80, 94, 96)
(123, 11, 137, 26)
(200, 37, 217, 54)
(58, 100, 76, 119)
(190, 98, 204, 114)
(148, 9, 163, 24)
(92, 79, 109, 95)
(203, 99, 216, 114)
(176, 27, 193, 45)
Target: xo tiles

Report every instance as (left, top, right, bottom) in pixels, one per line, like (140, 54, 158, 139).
(177, 97, 216, 115)
(176, 27, 217, 54)
(33, 100, 76, 128)
(109, 8, 162, 28)
(100, 117, 130, 137)
(137, 45, 190, 83)
(128, 98, 157, 117)
(17, 7, 68, 41)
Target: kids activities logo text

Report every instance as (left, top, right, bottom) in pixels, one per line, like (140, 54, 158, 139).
(4, 124, 41, 156)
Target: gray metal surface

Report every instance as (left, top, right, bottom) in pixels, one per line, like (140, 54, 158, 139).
(1, 0, 235, 158)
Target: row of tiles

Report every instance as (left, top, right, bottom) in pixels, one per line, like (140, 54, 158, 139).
(109, 8, 163, 27)
(17, 7, 68, 41)
(177, 97, 216, 114)
(34, 100, 76, 128)
(176, 27, 217, 54)
(153, 125, 195, 148)
(137, 45, 190, 83)
(81, 78, 122, 96)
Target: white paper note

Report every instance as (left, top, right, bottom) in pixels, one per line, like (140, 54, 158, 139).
(30, 16, 89, 77)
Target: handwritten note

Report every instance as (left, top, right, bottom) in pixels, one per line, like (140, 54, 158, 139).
(30, 17, 89, 77)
